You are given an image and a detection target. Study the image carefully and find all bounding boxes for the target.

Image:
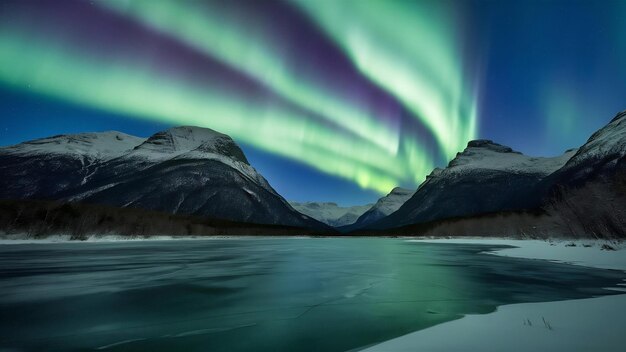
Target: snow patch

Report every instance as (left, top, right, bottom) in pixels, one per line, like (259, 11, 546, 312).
(363, 238, 626, 352)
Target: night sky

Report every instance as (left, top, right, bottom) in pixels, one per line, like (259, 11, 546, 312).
(0, 0, 624, 205)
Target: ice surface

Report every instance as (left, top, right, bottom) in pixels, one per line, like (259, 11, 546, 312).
(364, 238, 626, 352)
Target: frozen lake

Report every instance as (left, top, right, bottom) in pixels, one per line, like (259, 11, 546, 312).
(0, 238, 624, 351)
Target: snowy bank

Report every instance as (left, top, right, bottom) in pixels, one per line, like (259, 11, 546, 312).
(363, 238, 626, 352)
(0, 233, 313, 244)
(415, 238, 626, 271)
(0, 234, 198, 244)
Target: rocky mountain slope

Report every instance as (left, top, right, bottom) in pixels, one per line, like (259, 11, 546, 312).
(0, 131, 143, 199)
(541, 110, 626, 189)
(289, 202, 372, 227)
(0, 126, 328, 230)
(340, 187, 413, 231)
(538, 110, 626, 237)
(362, 110, 626, 238)
(368, 140, 576, 230)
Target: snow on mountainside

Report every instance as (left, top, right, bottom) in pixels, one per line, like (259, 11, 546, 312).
(446, 140, 576, 176)
(565, 110, 626, 167)
(289, 202, 372, 227)
(342, 187, 414, 231)
(1, 131, 145, 161)
(367, 141, 576, 230)
(363, 187, 414, 217)
(119, 126, 272, 193)
(127, 126, 248, 163)
(0, 126, 328, 230)
(547, 110, 626, 186)
(0, 132, 146, 198)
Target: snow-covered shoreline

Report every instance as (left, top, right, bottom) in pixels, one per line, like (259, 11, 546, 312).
(0, 234, 315, 244)
(363, 238, 626, 352)
(414, 238, 626, 271)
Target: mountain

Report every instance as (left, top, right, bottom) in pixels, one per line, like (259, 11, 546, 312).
(542, 110, 626, 189)
(358, 110, 626, 238)
(0, 131, 144, 199)
(340, 187, 413, 231)
(0, 126, 329, 230)
(289, 202, 372, 227)
(368, 140, 576, 230)
(536, 110, 626, 237)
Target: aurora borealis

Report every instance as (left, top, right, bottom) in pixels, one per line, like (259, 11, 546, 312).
(1, 0, 624, 204)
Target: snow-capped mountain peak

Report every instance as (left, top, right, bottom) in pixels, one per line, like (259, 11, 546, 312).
(561, 110, 626, 170)
(2, 131, 145, 161)
(444, 139, 575, 176)
(0, 126, 329, 230)
(374, 187, 414, 212)
(537, 110, 626, 190)
(367, 140, 578, 230)
(340, 187, 414, 231)
(289, 201, 373, 227)
(129, 126, 248, 163)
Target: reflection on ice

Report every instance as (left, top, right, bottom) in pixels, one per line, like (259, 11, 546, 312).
(0, 238, 624, 352)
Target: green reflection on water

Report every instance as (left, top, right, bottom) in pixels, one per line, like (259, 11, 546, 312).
(0, 239, 623, 352)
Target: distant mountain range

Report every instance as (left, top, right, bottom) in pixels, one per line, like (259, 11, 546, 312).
(288, 202, 372, 227)
(289, 188, 414, 230)
(339, 187, 413, 231)
(0, 126, 329, 231)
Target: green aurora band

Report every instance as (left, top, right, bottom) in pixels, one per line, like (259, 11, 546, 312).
(0, 0, 479, 194)
(0, 27, 432, 193)
(97, 0, 401, 155)
(293, 0, 478, 161)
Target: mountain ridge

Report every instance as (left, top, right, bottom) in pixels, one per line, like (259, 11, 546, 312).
(360, 110, 625, 237)
(289, 201, 373, 227)
(339, 187, 414, 231)
(367, 138, 577, 230)
(0, 126, 329, 231)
